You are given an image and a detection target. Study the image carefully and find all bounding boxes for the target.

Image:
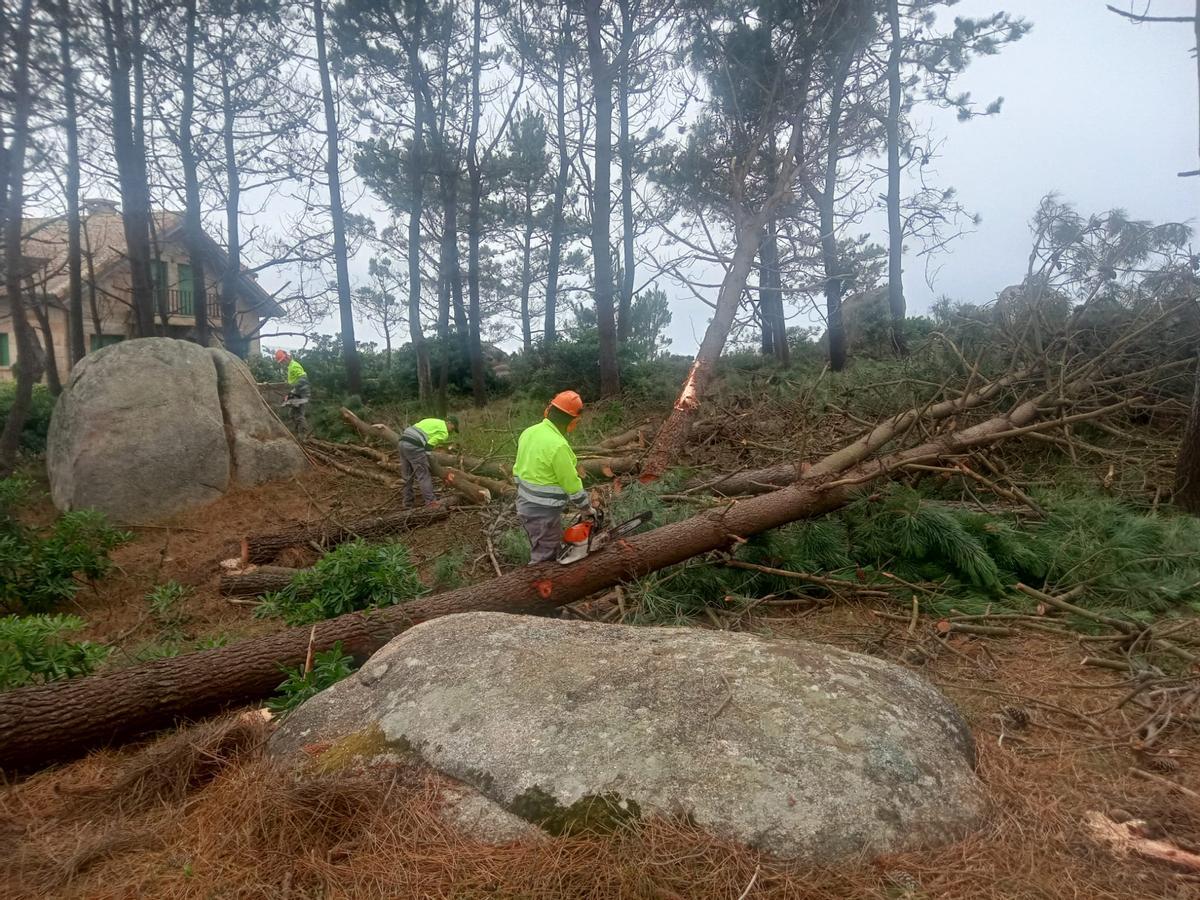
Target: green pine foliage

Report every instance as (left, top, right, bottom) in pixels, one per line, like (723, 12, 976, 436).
(629, 482, 1200, 625)
(0, 614, 112, 689)
(431, 548, 470, 589)
(267, 642, 356, 716)
(0, 477, 132, 614)
(255, 540, 427, 626)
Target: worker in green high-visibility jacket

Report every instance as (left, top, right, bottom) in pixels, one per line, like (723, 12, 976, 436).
(399, 415, 459, 507)
(513, 391, 595, 563)
(275, 349, 310, 436)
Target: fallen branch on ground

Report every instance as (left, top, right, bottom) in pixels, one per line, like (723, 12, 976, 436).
(0, 387, 1118, 772)
(219, 567, 304, 597)
(241, 506, 449, 565)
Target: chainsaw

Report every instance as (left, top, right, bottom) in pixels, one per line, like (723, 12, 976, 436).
(556, 508, 654, 565)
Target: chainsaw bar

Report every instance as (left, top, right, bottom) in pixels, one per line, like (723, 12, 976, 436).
(556, 510, 654, 565)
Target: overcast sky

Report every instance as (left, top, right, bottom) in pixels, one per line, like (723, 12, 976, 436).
(290, 0, 1200, 357)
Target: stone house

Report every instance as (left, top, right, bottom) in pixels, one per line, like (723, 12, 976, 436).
(0, 198, 283, 383)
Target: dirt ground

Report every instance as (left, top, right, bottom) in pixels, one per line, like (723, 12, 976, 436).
(3, 459, 1199, 899)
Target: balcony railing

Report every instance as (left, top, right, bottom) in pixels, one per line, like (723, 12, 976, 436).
(158, 289, 223, 322)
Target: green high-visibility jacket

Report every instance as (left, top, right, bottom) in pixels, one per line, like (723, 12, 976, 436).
(409, 417, 451, 449)
(513, 418, 586, 507)
(286, 359, 307, 385)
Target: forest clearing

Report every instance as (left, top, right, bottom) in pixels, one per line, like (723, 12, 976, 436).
(2, 0, 1199, 897)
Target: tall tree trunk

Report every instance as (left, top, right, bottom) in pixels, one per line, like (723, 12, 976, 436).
(218, 62, 247, 356)
(759, 219, 786, 364)
(58, 0, 85, 367)
(1175, 357, 1200, 513)
(314, 0, 362, 393)
(407, 0, 431, 402)
(641, 216, 764, 481)
(818, 50, 853, 373)
(885, 0, 906, 357)
(0, 0, 41, 475)
(0, 389, 1062, 770)
(584, 0, 620, 396)
(98, 0, 155, 337)
(179, 0, 209, 347)
(616, 0, 635, 344)
(519, 192, 534, 353)
(442, 177, 469, 358)
(465, 0, 487, 407)
(436, 226, 451, 414)
(544, 35, 569, 347)
(32, 281, 62, 395)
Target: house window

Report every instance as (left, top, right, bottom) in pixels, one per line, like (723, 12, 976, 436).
(0, 333, 9, 366)
(151, 259, 168, 309)
(90, 334, 124, 352)
(178, 263, 194, 315)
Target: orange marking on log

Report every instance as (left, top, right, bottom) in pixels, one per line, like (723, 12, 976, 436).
(535, 579, 554, 599)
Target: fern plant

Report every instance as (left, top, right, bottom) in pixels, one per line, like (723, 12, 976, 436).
(0, 614, 112, 689)
(256, 540, 427, 626)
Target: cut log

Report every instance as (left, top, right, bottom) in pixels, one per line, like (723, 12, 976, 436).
(219, 566, 303, 597)
(594, 418, 662, 450)
(241, 506, 449, 565)
(578, 456, 638, 478)
(0, 390, 1107, 773)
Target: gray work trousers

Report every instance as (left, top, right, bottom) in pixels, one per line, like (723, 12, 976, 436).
(400, 443, 436, 505)
(517, 498, 564, 563)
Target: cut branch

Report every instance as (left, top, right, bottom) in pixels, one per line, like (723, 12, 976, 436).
(241, 506, 449, 565)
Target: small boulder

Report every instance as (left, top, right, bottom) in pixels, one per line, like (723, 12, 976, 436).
(270, 612, 988, 860)
(47, 337, 305, 524)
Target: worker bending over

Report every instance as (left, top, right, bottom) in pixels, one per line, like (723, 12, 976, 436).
(400, 415, 458, 508)
(276, 349, 309, 436)
(513, 391, 595, 563)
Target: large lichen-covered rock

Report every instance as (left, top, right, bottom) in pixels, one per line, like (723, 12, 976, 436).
(47, 337, 305, 524)
(269, 612, 988, 860)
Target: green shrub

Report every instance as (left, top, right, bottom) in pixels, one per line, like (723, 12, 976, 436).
(267, 642, 356, 716)
(0, 382, 55, 452)
(496, 528, 531, 567)
(431, 547, 470, 589)
(0, 478, 132, 614)
(0, 613, 112, 689)
(147, 580, 189, 628)
(256, 540, 428, 626)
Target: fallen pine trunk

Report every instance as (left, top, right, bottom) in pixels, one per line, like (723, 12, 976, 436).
(241, 506, 449, 565)
(593, 418, 662, 450)
(219, 566, 303, 597)
(0, 391, 1101, 772)
(578, 456, 638, 478)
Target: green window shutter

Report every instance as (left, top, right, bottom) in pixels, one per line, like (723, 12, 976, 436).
(151, 259, 168, 308)
(178, 263, 194, 315)
(0, 333, 9, 366)
(90, 334, 124, 352)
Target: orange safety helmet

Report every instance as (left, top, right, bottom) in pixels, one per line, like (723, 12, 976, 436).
(274, 349, 289, 363)
(545, 390, 584, 432)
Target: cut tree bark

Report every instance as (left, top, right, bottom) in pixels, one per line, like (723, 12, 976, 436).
(0, 390, 1115, 772)
(220, 566, 303, 597)
(241, 506, 449, 565)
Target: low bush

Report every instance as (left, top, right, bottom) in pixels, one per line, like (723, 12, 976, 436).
(256, 540, 428, 626)
(268, 642, 356, 716)
(0, 382, 55, 452)
(0, 613, 112, 689)
(0, 477, 132, 614)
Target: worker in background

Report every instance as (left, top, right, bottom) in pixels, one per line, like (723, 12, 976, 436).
(399, 415, 459, 508)
(513, 391, 595, 563)
(276, 349, 310, 436)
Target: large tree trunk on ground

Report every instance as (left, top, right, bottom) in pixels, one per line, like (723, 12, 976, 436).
(584, 0, 620, 397)
(0, 391, 1085, 772)
(640, 217, 764, 481)
(220, 566, 303, 597)
(242, 506, 449, 564)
